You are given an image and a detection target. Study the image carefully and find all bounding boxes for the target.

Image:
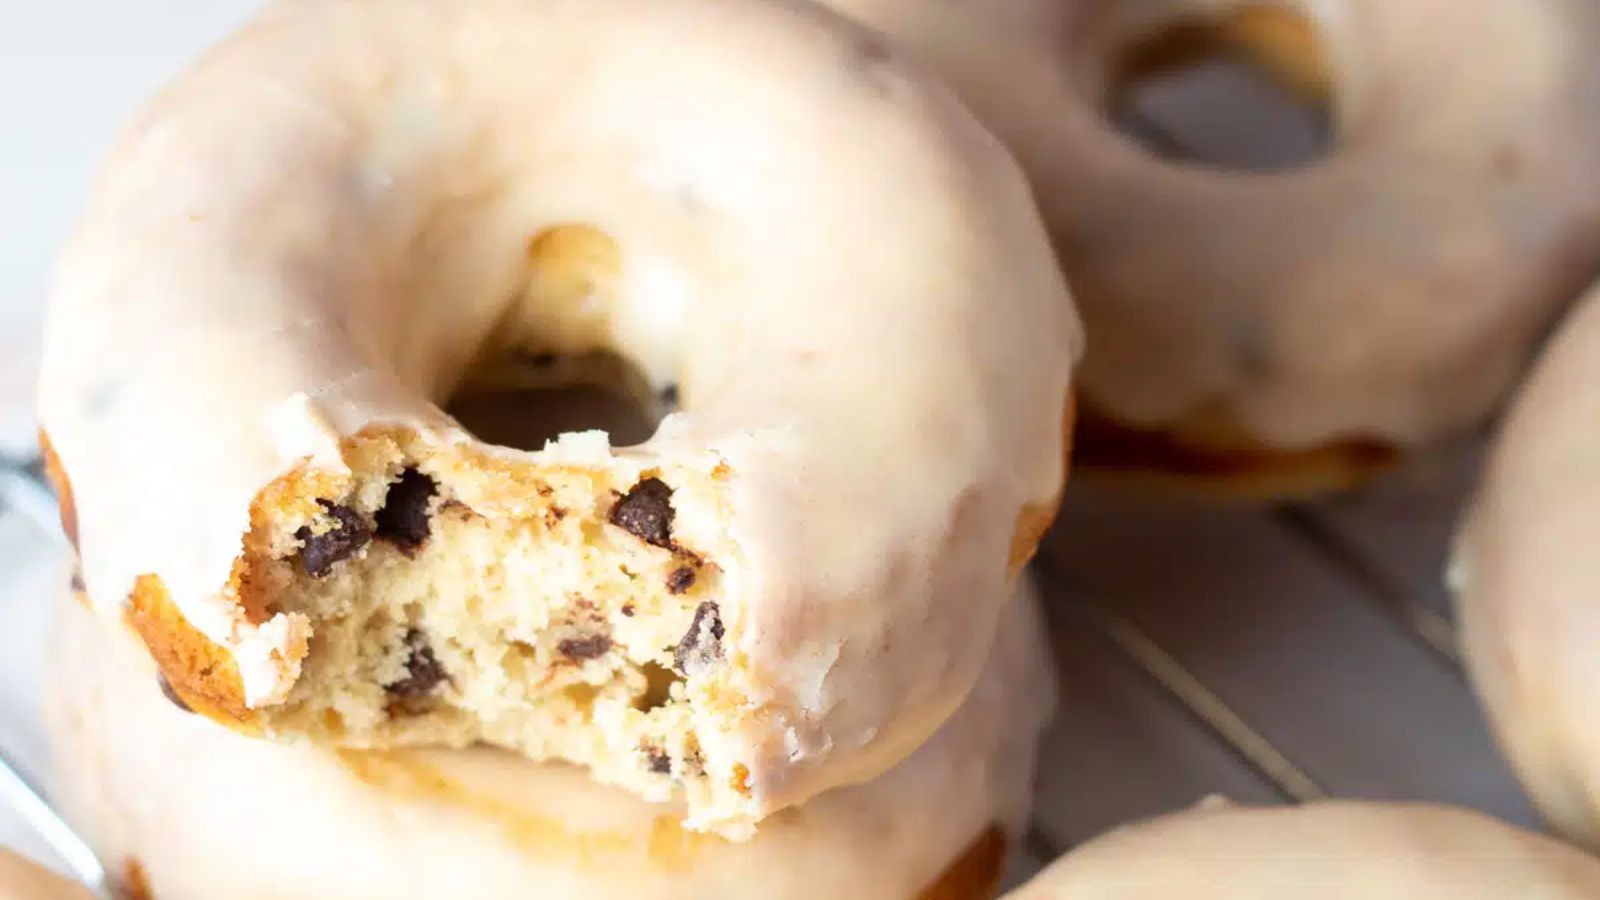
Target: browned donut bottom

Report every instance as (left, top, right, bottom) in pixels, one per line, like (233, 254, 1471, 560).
(917, 825, 1008, 900)
(1074, 404, 1398, 501)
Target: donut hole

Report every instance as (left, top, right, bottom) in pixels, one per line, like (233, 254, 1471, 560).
(448, 221, 674, 452)
(1107, 5, 1334, 171)
(447, 367, 661, 453)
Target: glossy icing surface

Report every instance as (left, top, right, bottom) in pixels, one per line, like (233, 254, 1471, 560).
(826, 0, 1600, 451)
(36, 0, 1079, 820)
(1006, 801, 1600, 898)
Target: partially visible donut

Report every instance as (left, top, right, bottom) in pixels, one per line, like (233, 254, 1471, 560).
(49, 577, 1054, 900)
(35, 0, 1079, 835)
(0, 852, 93, 900)
(1004, 801, 1600, 898)
(824, 0, 1600, 495)
(1452, 282, 1600, 848)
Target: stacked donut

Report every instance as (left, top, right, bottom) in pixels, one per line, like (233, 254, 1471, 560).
(29, 0, 1600, 896)
(35, 0, 1078, 896)
(826, 0, 1600, 497)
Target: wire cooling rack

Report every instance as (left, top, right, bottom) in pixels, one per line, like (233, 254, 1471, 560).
(0, 436, 1539, 896)
(1023, 437, 1536, 866)
(0, 458, 110, 898)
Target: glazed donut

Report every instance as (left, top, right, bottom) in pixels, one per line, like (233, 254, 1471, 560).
(35, 0, 1080, 835)
(824, 0, 1600, 495)
(1004, 801, 1600, 898)
(49, 576, 1053, 900)
(0, 852, 93, 900)
(1452, 282, 1600, 848)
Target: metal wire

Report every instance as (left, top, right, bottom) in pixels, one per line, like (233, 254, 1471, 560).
(0, 458, 62, 545)
(0, 458, 109, 898)
(1275, 503, 1462, 670)
(1031, 558, 1329, 808)
(1079, 601, 1329, 805)
(0, 745, 108, 898)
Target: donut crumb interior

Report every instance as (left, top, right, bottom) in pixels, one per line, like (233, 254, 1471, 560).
(239, 423, 759, 835)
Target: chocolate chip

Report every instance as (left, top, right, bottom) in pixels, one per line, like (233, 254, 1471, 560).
(659, 384, 680, 408)
(559, 634, 613, 661)
(375, 468, 438, 553)
(681, 742, 706, 777)
(295, 501, 371, 577)
(609, 478, 675, 549)
(667, 566, 696, 594)
(621, 604, 636, 617)
(674, 601, 724, 676)
(385, 629, 447, 700)
(157, 675, 193, 714)
(528, 352, 559, 368)
(643, 745, 672, 774)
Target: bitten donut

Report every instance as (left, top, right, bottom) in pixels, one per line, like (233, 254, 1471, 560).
(35, 0, 1079, 835)
(1453, 282, 1600, 849)
(49, 577, 1053, 900)
(1004, 801, 1600, 898)
(825, 0, 1600, 495)
(0, 853, 93, 900)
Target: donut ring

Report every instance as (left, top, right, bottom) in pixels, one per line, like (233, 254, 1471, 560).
(1453, 281, 1600, 848)
(35, 0, 1079, 834)
(49, 578, 1054, 900)
(825, 0, 1600, 495)
(1004, 801, 1600, 898)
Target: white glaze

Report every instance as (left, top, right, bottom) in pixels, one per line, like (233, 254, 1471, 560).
(1005, 801, 1600, 898)
(36, 0, 1079, 822)
(50, 579, 1054, 900)
(824, 0, 1600, 450)
(1453, 281, 1600, 849)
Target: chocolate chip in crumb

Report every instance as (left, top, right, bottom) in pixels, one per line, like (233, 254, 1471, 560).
(295, 501, 371, 577)
(667, 566, 696, 595)
(375, 468, 437, 554)
(156, 675, 194, 714)
(559, 634, 614, 661)
(609, 478, 675, 548)
(659, 384, 680, 409)
(386, 629, 447, 700)
(643, 745, 672, 775)
(621, 603, 636, 617)
(682, 744, 706, 777)
(674, 601, 725, 676)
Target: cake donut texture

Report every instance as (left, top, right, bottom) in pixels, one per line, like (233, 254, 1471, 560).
(1003, 801, 1600, 898)
(1453, 282, 1600, 849)
(50, 578, 1054, 900)
(35, 0, 1079, 835)
(825, 0, 1600, 494)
